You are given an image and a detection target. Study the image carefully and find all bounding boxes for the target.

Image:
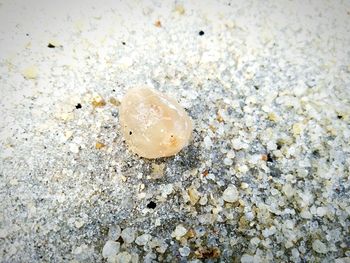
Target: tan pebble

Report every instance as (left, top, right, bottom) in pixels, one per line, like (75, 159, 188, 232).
(95, 141, 106, 149)
(151, 163, 165, 179)
(120, 87, 192, 159)
(175, 4, 185, 14)
(188, 187, 200, 205)
(23, 66, 38, 79)
(154, 20, 162, 27)
(92, 96, 106, 108)
(109, 97, 121, 106)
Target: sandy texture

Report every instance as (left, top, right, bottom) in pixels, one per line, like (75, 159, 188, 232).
(0, 0, 349, 262)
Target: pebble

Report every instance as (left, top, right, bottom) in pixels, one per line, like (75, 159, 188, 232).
(108, 225, 121, 241)
(121, 227, 136, 244)
(69, 143, 80, 154)
(312, 239, 328, 254)
(179, 246, 191, 257)
(188, 187, 200, 205)
(22, 65, 38, 79)
(172, 224, 187, 239)
(224, 158, 233, 166)
(102, 240, 120, 259)
(316, 206, 327, 217)
(135, 233, 152, 246)
(222, 185, 239, 203)
(119, 87, 193, 159)
(115, 251, 132, 263)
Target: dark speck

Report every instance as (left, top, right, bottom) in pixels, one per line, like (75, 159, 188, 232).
(199, 30, 204, 36)
(337, 115, 343, 120)
(254, 85, 259, 90)
(312, 149, 320, 158)
(47, 43, 55, 48)
(75, 103, 82, 109)
(276, 141, 282, 150)
(267, 153, 274, 162)
(147, 201, 156, 209)
(122, 42, 126, 45)
(129, 131, 132, 135)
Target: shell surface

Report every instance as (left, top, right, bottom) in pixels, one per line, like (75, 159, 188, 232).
(120, 87, 193, 159)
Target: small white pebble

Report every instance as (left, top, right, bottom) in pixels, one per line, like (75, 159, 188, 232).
(102, 240, 120, 259)
(204, 136, 213, 148)
(179, 246, 191, 257)
(312, 239, 328, 254)
(231, 138, 244, 150)
(115, 251, 132, 263)
(227, 150, 235, 159)
(240, 182, 249, 189)
(238, 164, 249, 173)
(222, 185, 239, 203)
(316, 206, 327, 217)
(250, 237, 260, 246)
(108, 225, 121, 240)
(282, 184, 294, 198)
(172, 224, 187, 239)
(224, 158, 233, 165)
(121, 227, 136, 244)
(74, 219, 84, 229)
(241, 254, 255, 263)
(199, 195, 208, 205)
(69, 143, 79, 153)
(135, 234, 152, 246)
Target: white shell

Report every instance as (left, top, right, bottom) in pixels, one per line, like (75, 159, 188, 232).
(120, 87, 193, 159)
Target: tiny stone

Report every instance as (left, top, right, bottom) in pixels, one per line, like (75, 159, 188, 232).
(121, 227, 136, 244)
(312, 239, 328, 254)
(172, 224, 187, 239)
(95, 141, 106, 149)
(150, 163, 165, 179)
(147, 201, 156, 209)
(22, 65, 38, 79)
(154, 20, 162, 27)
(175, 4, 185, 14)
(179, 246, 191, 257)
(102, 240, 120, 259)
(227, 150, 235, 159)
(316, 206, 327, 217)
(120, 87, 192, 159)
(108, 225, 121, 240)
(199, 195, 208, 205)
(109, 97, 121, 106)
(69, 143, 79, 153)
(241, 254, 254, 263)
(224, 158, 233, 165)
(222, 185, 239, 203)
(282, 184, 294, 198)
(231, 138, 244, 150)
(335, 258, 350, 263)
(0, 229, 7, 238)
(92, 96, 106, 108)
(74, 219, 84, 229)
(135, 233, 152, 246)
(204, 136, 213, 148)
(115, 251, 131, 263)
(188, 187, 200, 205)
